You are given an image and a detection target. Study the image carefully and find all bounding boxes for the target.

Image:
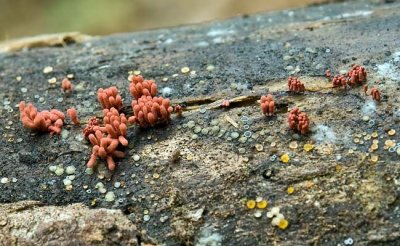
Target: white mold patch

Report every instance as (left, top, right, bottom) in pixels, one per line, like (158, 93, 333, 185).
(377, 51, 400, 82)
(362, 99, 377, 116)
(196, 226, 222, 246)
(312, 125, 337, 144)
(161, 87, 173, 97)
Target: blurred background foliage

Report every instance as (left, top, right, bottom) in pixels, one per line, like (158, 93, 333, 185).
(0, 0, 325, 41)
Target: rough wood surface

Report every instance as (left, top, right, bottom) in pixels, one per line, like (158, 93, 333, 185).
(1, 0, 399, 245)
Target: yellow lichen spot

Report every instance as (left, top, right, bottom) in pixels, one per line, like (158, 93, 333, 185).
(354, 138, 360, 144)
(371, 143, 379, 150)
(370, 155, 379, 163)
(278, 219, 289, 229)
(256, 200, 268, 209)
(335, 164, 342, 173)
(388, 129, 396, 136)
(303, 143, 314, 152)
(280, 154, 290, 163)
(371, 132, 378, 138)
(246, 200, 256, 209)
(287, 186, 294, 195)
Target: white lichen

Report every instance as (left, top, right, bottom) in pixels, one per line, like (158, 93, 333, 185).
(376, 50, 400, 82)
(161, 87, 173, 97)
(312, 125, 337, 144)
(196, 226, 222, 246)
(207, 29, 235, 37)
(361, 99, 376, 116)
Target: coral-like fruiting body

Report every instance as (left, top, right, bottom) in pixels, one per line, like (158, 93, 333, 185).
(19, 101, 65, 135)
(99, 108, 129, 146)
(221, 99, 230, 108)
(288, 107, 310, 135)
(128, 95, 173, 128)
(347, 64, 367, 87)
(67, 107, 80, 125)
(363, 85, 368, 95)
(287, 77, 305, 93)
(174, 104, 183, 117)
(86, 130, 125, 171)
(129, 75, 158, 99)
(260, 94, 275, 116)
(370, 87, 381, 102)
(83, 117, 99, 138)
(332, 74, 347, 89)
(97, 86, 123, 111)
(325, 69, 331, 78)
(85, 107, 129, 171)
(61, 78, 73, 93)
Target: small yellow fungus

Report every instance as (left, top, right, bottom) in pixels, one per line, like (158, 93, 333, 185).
(371, 144, 378, 150)
(270, 207, 280, 215)
(373, 139, 379, 144)
(364, 135, 371, 140)
(354, 138, 360, 144)
(280, 154, 290, 163)
(287, 186, 294, 194)
(322, 146, 333, 155)
(271, 217, 281, 226)
(388, 129, 396, 136)
(181, 67, 190, 74)
(303, 143, 314, 152)
(289, 141, 298, 149)
(43, 66, 53, 74)
(246, 200, 256, 209)
(371, 132, 378, 138)
(335, 165, 342, 173)
(278, 219, 289, 229)
(256, 200, 268, 209)
(255, 144, 264, 152)
(370, 155, 379, 163)
(385, 140, 395, 148)
(48, 77, 57, 84)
